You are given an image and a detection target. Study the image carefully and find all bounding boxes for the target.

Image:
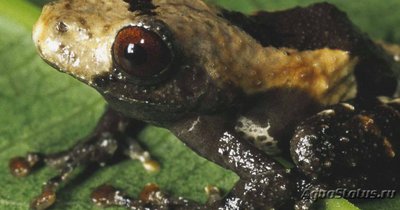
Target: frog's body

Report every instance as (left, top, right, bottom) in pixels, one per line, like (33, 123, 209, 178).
(10, 0, 400, 209)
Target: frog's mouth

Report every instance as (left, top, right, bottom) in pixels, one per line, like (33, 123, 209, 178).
(87, 61, 236, 122)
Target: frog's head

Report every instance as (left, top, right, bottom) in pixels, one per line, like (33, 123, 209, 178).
(32, 0, 251, 123)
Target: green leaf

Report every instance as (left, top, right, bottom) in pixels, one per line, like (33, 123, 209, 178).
(0, 0, 40, 29)
(0, 0, 399, 210)
(320, 199, 359, 210)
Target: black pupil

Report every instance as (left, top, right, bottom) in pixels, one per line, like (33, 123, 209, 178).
(124, 43, 147, 66)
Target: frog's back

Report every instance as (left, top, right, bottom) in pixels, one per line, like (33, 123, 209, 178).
(143, 1, 359, 105)
(156, 1, 399, 105)
(218, 3, 399, 103)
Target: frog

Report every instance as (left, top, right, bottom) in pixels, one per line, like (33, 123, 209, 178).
(9, 0, 400, 209)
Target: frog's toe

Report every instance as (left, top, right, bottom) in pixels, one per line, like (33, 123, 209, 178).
(91, 184, 134, 208)
(91, 183, 204, 210)
(9, 107, 157, 210)
(9, 152, 42, 177)
(123, 138, 161, 173)
(30, 184, 57, 210)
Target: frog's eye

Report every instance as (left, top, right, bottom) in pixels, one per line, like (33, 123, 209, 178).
(113, 26, 172, 79)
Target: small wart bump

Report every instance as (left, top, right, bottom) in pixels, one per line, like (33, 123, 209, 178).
(323, 161, 332, 168)
(103, 25, 111, 32)
(394, 55, 400, 62)
(357, 115, 377, 132)
(340, 103, 355, 111)
(78, 17, 87, 26)
(383, 138, 396, 158)
(318, 109, 335, 116)
(64, 3, 71, 10)
(56, 21, 68, 33)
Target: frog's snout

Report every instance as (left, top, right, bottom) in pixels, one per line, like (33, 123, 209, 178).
(32, 4, 67, 70)
(32, 1, 117, 85)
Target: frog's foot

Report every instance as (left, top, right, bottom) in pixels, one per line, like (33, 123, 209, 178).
(90, 183, 221, 210)
(292, 176, 329, 210)
(8, 107, 158, 210)
(291, 97, 400, 190)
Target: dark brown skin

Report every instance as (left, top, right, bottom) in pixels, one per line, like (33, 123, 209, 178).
(10, 1, 400, 209)
(291, 98, 400, 190)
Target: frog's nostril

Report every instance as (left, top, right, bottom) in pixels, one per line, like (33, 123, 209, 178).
(55, 21, 68, 33)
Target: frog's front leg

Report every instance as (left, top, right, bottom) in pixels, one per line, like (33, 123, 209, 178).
(9, 107, 158, 210)
(170, 114, 294, 209)
(85, 114, 293, 210)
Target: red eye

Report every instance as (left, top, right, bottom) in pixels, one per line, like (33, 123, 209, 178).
(113, 26, 172, 78)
